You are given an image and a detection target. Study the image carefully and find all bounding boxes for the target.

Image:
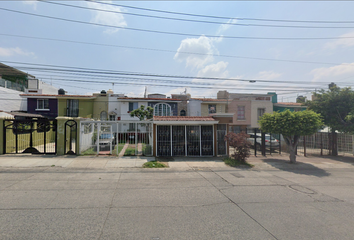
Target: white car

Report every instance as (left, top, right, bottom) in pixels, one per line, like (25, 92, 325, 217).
(247, 133, 279, 149)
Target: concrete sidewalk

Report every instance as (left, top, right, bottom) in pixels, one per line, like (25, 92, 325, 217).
(0, 153, 353, 170)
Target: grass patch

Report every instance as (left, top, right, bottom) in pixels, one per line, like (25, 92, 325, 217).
(112, 143, 125, 156)
(124, 146, 136, 156)
(143, 161, 167, 168)
(223, 157, 253, 168)
(81, 148, 96, 155)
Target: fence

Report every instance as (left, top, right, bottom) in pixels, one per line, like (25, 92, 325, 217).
(79, 120, 153, 156)
(294, 132, 354, 156)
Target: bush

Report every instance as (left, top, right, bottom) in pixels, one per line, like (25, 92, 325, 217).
(143, 161, 167, 168)
(224, 132, 251, 163)
(223, 157, 253, 167)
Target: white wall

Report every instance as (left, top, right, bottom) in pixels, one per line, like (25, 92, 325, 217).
(188, 99, 202, 116)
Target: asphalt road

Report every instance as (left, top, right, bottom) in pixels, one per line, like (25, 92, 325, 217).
(1, 163, 354, 239)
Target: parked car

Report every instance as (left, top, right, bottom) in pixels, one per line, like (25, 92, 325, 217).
(247, 133, 279, 149)
(99, 133, 115, 145)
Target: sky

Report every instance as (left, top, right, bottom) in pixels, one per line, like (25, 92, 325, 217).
(1, 1, 354, 102)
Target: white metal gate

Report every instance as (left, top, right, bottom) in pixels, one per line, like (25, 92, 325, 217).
(79, 120, 153, 156)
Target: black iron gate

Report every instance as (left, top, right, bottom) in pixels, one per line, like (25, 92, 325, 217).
(64, 120, 77, 155)
(229, 127, 281, 156)
(3, 119, 57, 154)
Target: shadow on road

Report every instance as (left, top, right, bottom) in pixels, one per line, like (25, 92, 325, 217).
(260, 158, 331, 177)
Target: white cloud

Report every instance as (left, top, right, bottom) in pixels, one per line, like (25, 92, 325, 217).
(325, 31, 354, 49)
(256, 71, 282, 80)
(174, 35, 219, 69)
(197, 61, 229, 78)
(22, 1, 37, 10)
(0, 47, 35, 57)
(87, 1, 127, 34)
(311, 63, 354, 82)
(217, 18, 237, 35)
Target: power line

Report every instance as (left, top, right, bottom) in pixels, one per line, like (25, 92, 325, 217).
(41, 1, 354, 29)
(89, 0, 354, 24)
(2, 7, 354, 40)
(0, 62, 331, 84)
(0, 33, 348, 66)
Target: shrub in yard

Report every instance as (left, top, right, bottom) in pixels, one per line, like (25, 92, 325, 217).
(143, 161, 167, 168)
(224, 132, 251, 164)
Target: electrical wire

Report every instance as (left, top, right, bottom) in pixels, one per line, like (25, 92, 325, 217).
(89, 0, 354, 24)
(2, 7, 354, 40)
(41, 1, 354, 29)
(0, 33, 349, 66)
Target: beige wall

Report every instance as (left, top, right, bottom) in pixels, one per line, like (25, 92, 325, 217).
(250, 100, 273, 128)
(228, 100, 251, 126)
(201, 103, 227, 116)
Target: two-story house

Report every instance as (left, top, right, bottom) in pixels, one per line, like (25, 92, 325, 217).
(217, 91, 274, 131)
(21, 88, 96, 119)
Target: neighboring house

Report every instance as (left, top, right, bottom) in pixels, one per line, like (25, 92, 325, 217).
(153, 116, 224, 156)
(273, 102, 307, 112)
(217, 91, 274, 130)
(21, 89, 96, 119)
(270, 92, 307, 112)
(171, 93, 191, 116)
(192, 98, 228, 116)
(0, 63, 58, 112)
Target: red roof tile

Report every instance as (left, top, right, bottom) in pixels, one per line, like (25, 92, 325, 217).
(118, 97, 181, 101)
(153, 116, 216, 121)
(191, 98, 227, 102)
(20, 94, 95, 98)
(276, 102, 304, 106)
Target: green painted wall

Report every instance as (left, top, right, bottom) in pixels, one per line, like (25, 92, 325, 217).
(58, 98, 94, 118)
(273, 106, 307, 112)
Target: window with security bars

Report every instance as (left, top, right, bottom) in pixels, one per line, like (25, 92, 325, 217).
(154, 103, 171, 116)
(172, 126, 185, 156)
(186, 126, 200, 156)
(157, 125, 171, 156)
(201, 126, 213, 155)
(67, 99, 79, 117)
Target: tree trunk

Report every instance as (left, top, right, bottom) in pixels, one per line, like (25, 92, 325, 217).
(289, 145, 297, 163)
(284, 136, 299, 163)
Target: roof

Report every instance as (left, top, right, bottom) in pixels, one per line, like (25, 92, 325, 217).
(118, 97, 181, 101)
(153, 116, 216, 121)
(274, 102, 306, 107)
(7, 111, 46, 118)
(20, 94, 96, 99)
(191, 98, 227, 102)
(0, 62, 35, 78)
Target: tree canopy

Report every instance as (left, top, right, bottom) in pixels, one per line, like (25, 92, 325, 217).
(130, 105, 153, 121)
(259, 110, 323, 163)
(306, 86, 354, 133)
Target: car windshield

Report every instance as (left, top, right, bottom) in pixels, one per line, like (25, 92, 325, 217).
(100, 134, 112, 139)
(265, 136, 277, 140)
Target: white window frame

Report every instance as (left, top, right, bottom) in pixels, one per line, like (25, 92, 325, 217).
(36, 99, 49, 110)
(154, 103, 172, 116)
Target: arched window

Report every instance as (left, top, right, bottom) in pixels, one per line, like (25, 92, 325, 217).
(180, 110, 186, 116)
(100, 111, 107, 121)
(154, 103, 172, 116)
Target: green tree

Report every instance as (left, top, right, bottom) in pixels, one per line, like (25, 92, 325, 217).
(259, 110, 323, 163)
(306, 86, 354, 134)
(130, 105, 153, 120)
